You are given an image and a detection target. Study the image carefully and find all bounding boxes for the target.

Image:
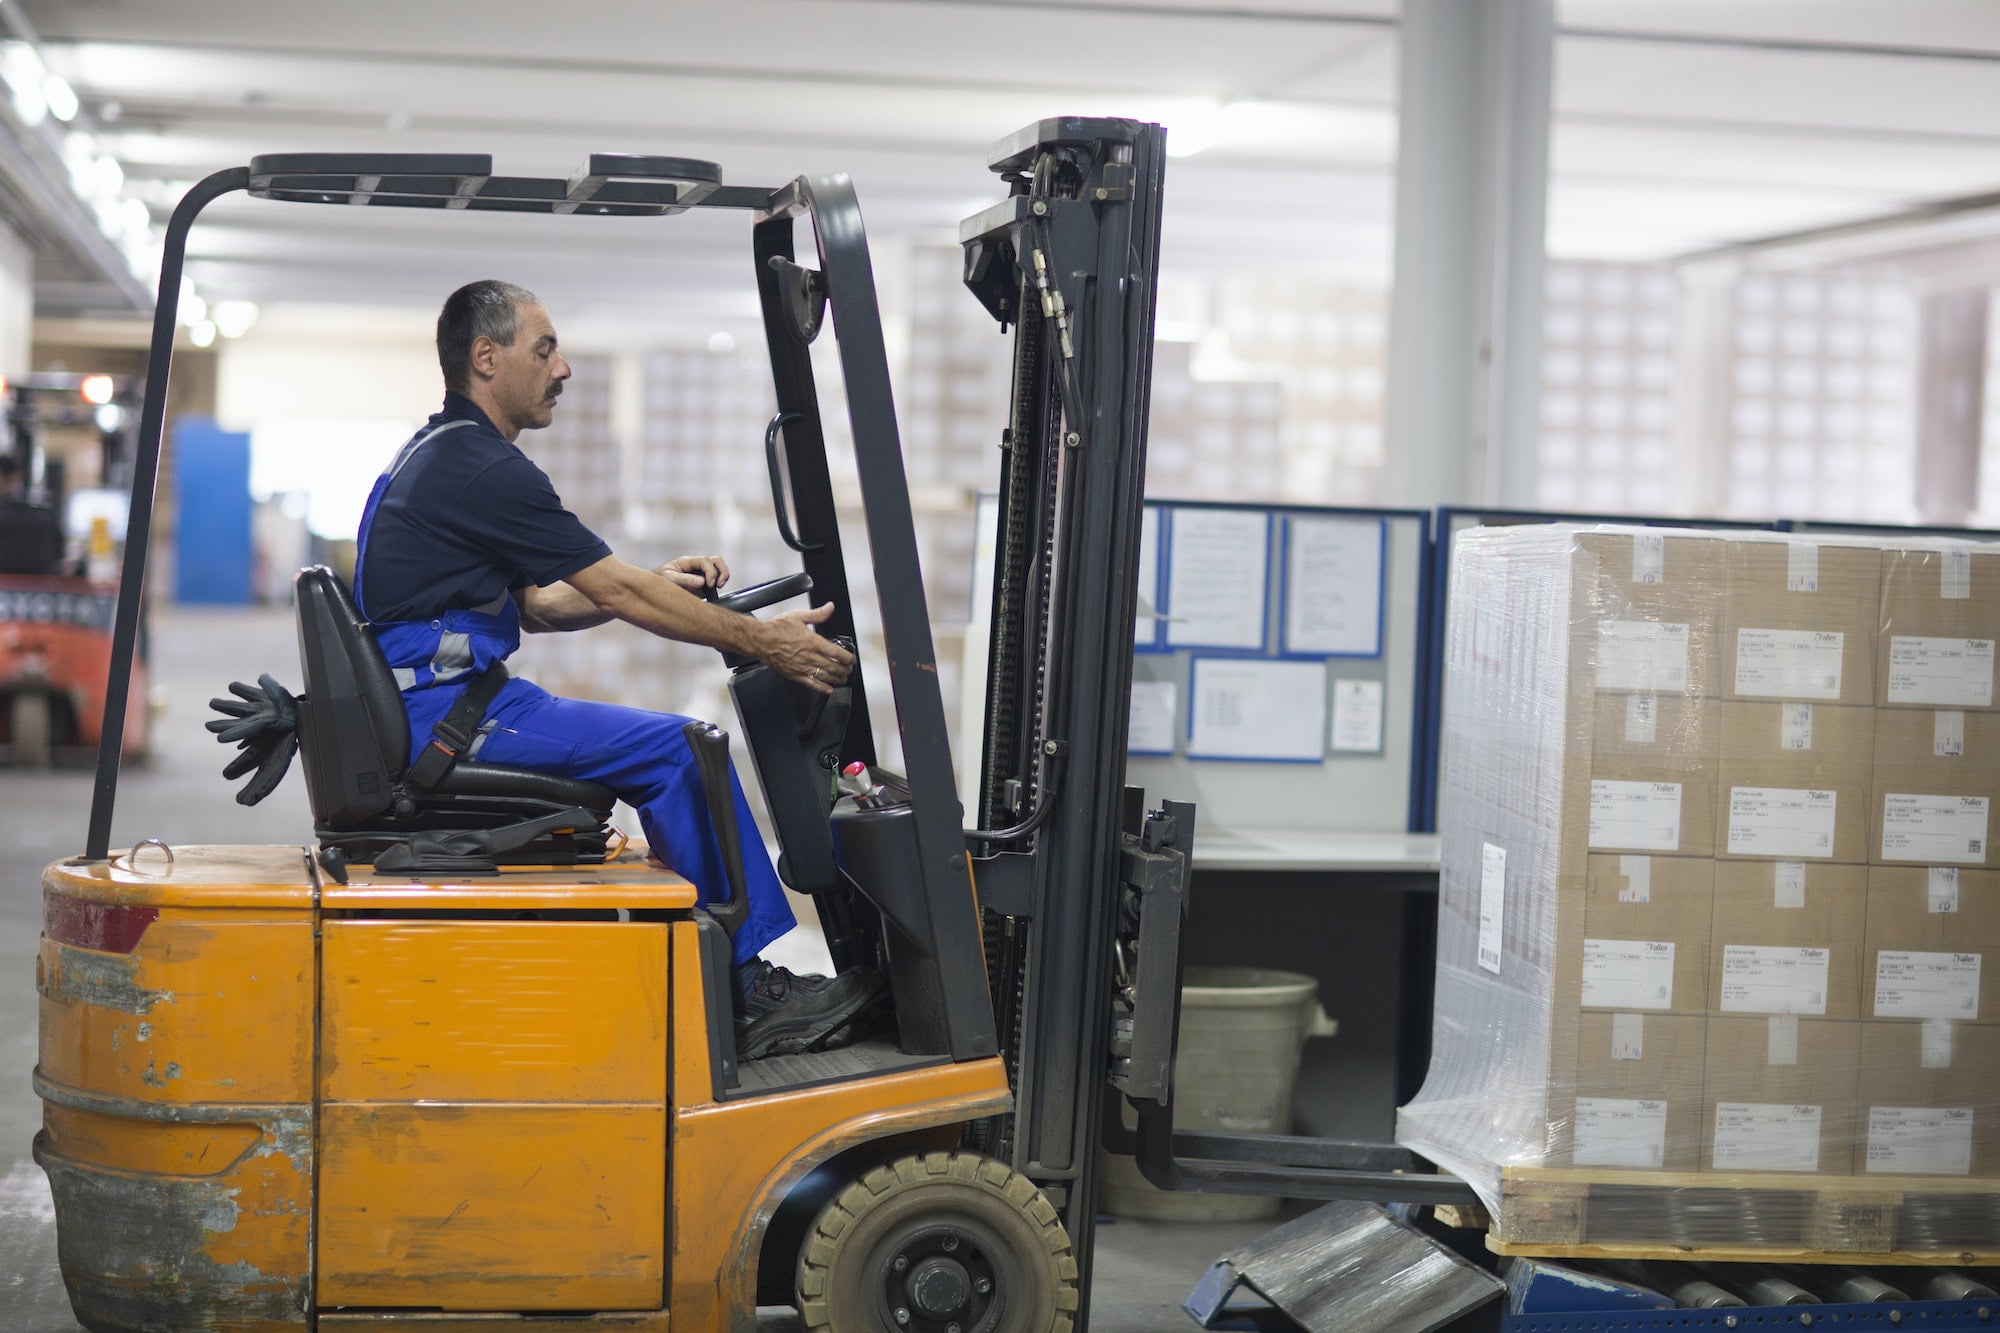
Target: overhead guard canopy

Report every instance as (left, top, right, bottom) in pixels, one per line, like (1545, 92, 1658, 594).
(245, 152, 785, 215)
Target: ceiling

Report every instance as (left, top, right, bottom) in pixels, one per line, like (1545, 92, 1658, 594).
(14, 0, 2000, 343)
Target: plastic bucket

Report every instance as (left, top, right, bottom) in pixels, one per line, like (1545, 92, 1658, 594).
(1098, 965, 1338, 1222)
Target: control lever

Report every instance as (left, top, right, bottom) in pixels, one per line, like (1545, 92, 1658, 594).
(682, 720, 751, 938)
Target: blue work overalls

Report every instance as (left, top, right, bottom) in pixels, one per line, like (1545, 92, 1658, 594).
(354, 417, 797, 963)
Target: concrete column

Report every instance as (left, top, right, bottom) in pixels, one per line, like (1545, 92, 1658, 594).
(1670, 258, 1743, 518)
(0, 219, 33, 373)
(1382, 0, 1555, 508)
(1912, 287, 1988, 527)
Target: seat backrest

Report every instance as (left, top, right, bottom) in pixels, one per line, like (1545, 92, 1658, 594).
(293, 565, 408, 826)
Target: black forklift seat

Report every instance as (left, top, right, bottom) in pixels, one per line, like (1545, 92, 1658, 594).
(292, 566, 613, 867)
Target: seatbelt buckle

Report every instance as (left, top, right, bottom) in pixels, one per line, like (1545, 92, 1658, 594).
(408, 736, 461, 788)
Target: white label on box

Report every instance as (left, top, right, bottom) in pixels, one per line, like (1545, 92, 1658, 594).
(1583, 939, 1677, 1010)
(1591, 781, 1683, 851)
(1632, 532, 1664, 585)
(1867, 1106, 1974, 1176)
(1943, 547, 1972, 601)
(1721, 944, 1831, 1015)
(1880, 793, 1989, 864)
(1598, 621, 1690, 693)
(1712, 1102, 1823, 1172)
(1787, 542, 1819, 592)
(1780, 702, 1814, 750)
(1875, 950, 1982, 1020)
(1767, 1014, 1799, 1066)
(1727, 786, 1837, 858)
(1478, 842, 1505, 975)
(1574, 1097, 1668, 1169)
(1736, 628, 1844, 700)
(1611, 1012, 1645, 1061)
(1923, 1019, 1955, 1070)
(1936, 710, 1967, 758)
(1774, 861, 1807, 909)
(1887, 637, 1995, 707)
(1929, 866, 1960, 913)
(1625, 694, 1658, 744)
(1619, 855, 1652, 903)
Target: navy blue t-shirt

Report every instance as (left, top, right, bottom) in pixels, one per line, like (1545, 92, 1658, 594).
(356, 393, 611, 623)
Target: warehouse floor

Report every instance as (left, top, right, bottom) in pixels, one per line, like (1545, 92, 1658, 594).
(0, 604, 1280, 1331)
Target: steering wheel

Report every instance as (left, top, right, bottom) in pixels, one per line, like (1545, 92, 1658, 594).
(703, 570, 812, 615)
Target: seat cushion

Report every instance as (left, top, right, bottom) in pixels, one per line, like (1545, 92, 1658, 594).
(436, 762, 616, 811)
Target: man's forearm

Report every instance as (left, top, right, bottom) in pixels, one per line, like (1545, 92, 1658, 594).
(572, 558, 763, 655)
(519, 582, 614, 632)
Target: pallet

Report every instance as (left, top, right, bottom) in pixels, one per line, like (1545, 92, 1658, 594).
(1488, 1165, 2000, 1264)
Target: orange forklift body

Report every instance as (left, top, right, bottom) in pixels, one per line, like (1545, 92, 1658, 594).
(0, 573, 149, 760)
(35, 844, 1010, 1331)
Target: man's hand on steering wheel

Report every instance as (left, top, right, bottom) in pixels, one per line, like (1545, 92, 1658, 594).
(658, 554, 730, 593)
(758, 603, 855, 695)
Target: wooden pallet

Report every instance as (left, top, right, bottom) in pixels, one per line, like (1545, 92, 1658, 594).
(1485, 1165, 2000, 1265)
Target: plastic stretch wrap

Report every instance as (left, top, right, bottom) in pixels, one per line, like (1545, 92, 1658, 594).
(1398, 524, 2000, 1255)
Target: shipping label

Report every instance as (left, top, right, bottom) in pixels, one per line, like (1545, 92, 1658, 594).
(1773, 861, 1807, 909)
(1720, 944, 1830, 1015)
(1779, 702, 1814, 751)
(1880, 793, 1989, 864)
(1582, 939, 1677, 1010)
(1573, 1096, 1669, 1169)
(1727, 786, 1836, 858)
(1787, 542, 1819, 593)
(1887, 637, 1994, 707)
(1598, 621, 1691, 693)
(1874, 950, 1982, 1021)
(1590, 780, 1683, 851)
(1625, 694, 1658, 744)
(1618, 855, 1652, 903)
(1478, 842, 1505, 975)
(1866, 1106, 1974, 1176)
(1942, 547, 1973, 600)
(1632, 533, 1664, 585)
(1735, 628, 1844, 700)
(1711, 1101, 1824, 1172)
(1936, 710, 1966, 758)
(1929, 866, 1960, 913)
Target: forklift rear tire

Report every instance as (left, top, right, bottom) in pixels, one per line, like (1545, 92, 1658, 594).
(797, 1150, 1079, 1333)
(11, 690, 50, 767)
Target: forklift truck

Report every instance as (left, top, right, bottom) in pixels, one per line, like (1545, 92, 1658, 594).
(36, 118, 1473, 1333)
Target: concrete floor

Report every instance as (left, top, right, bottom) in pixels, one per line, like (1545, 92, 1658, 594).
(0, 603, 1276, 1331)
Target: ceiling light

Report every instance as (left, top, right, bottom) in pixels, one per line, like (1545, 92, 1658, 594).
(212, 300, 259, 339)
(181, 294, 208, 328)
(79, 375, 114, 405)
(706, 331, 735, 354)
(94, 403, 125, 433)
(42, 74, 76, 122)
(88, 155, 122, 200)
(188, 319, 217, 349)
(119, 197, 148, 237)
(1, 43, 47, 126)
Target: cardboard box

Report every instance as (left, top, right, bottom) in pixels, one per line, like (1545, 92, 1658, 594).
(1703, 1016, 1861, 1175)
(1722, 539, 1880, 706)
(1556, 1011, 1706, 1172)
(1878, 546, 2000, 711)
(1863, 867, 2000, 1025)
(1571, 531, 1726, 699)
(1708, 860, 1867, 1019)
(1570, 694, 1721, 859)
(1575, 854, 1713, 1016)
(1871, 708, 2000, 870)
(1855, 1020, 2000, 1177)
(1716, 702, 1873, 864)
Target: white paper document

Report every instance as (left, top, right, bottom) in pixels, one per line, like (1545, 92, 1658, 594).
(1573, 1097, 1668, 1169)
(1283, 516, 1383, 656)
(1596, 621, 1690, 693)
(1867, 1106, 1975, 1176)
(1329, 678, 1384, 752)
(1880, 793, 1989, 864)
(1590, 780, 1683, 851)
(1187, 657, 1326, 761)
(1126, 680, 1177, 756)
(1582, 939, 1676, 1010)
(1478, 842, 1506, 975)
(1874, 950, 1982, 1020)
(1735, 627, 1844, 700)
(1720, 944, 1831, 1015)
(1134, 506, 1162, 646)
(1887, 636, 1995, 707)
(1727, 786, 1837, 858)
(1166, 508, 1269, 650)
(1712, 1102, 1823, 1172)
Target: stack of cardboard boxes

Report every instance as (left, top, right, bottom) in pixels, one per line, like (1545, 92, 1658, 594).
(1403, 526, 1997, 1201)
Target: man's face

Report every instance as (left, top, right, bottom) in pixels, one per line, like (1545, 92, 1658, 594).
(483, 301, 570, 434)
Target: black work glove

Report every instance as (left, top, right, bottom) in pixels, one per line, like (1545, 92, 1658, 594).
(207, 674, 301, 806)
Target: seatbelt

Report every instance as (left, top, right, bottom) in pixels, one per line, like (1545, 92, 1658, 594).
(406, 660, 510, 790)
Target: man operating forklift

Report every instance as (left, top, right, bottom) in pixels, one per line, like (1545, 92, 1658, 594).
(355, 277, 882, 1057)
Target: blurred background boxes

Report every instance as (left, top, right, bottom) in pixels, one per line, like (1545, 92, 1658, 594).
(1862, 866, 1998, 1025)
(1702, 1017, 1861, 1175)
(1870, 708, 2000, 869)
(1576, 854, 1712, 1017)
(1558, 1012, 1707, 1172)
(1721, 541, 1880, 706)
(1717, 702, 1873, 865)
(1708, 861, 1866, 1020)
(1855, 1021, 2000, 1177)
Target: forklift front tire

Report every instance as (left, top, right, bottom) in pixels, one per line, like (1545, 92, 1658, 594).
(11, 689, 51, 767)
(797, 1150, 1079, 1333)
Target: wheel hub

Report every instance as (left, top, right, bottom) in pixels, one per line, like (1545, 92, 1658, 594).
(877, 1224, 1000, 1332)
(907, 1256, 971, 1317)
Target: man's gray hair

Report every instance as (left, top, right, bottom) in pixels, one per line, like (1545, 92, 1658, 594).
(436, 279, 538, 393)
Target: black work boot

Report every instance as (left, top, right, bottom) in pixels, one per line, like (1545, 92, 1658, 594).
(736, 961, 888, 1060)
